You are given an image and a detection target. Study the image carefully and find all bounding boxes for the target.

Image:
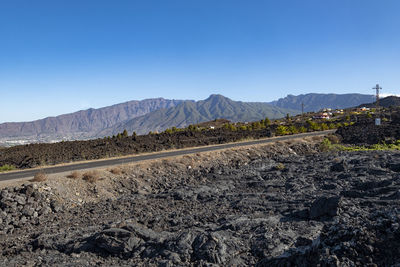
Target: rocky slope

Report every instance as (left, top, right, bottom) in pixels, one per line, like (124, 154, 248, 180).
(270, 93, 375, 112)
(0, 140, 399, 266)
(358, 95, 400, 108)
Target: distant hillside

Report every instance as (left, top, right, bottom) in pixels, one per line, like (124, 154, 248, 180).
(270, 93, 375, 112)
(358, 96, 400, 108)
(101, 94, 298, 135)
(0, 98, 184, 140)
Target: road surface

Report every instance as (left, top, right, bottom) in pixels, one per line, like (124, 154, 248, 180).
(0, 130, 335, 182)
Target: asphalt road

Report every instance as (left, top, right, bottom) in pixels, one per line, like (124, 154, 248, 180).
(0, 130, 335, 182)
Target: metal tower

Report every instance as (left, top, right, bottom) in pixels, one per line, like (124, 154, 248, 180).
(373, 84, 382, 110)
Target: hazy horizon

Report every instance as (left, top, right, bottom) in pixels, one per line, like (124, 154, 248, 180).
(1, 0, 399, 123)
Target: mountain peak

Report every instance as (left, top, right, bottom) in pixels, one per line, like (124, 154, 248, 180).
(206, 94, 229, 100)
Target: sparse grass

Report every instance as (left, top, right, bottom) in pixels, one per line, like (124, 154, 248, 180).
(0, 164, 16, 172)
(109, 166, 122, 175)
(326, 134, 341, 144)
(30, 171, 47, 182)
(82, 170, 101, 183)
(320, 138, 400, 152)
(67, 171, 81, 179)
(308, 135, 324, 142)
(274, 163, 285, 170)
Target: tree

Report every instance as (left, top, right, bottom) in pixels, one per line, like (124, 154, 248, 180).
(286, 113, 291, 121)
(264, 117, 271, 126)
(122, 129, 128, 138)
(187, 124, 196, 131)
(251, 121, 262, 130)
(132, 131, 137, 137)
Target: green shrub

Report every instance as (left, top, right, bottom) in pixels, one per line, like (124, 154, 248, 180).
(0, 164, 15, 172)
(251, 121, 262, 130)
(298, 126, 307, 133)
(164, 128, 173, 134)
(276, 125, 289, 135)
(288, 125, 298, 134)
(187, 124, 197, 131)
(319, 138, 332, 151)
(307, 121, 321, 131)
(321, 123, 329, 130)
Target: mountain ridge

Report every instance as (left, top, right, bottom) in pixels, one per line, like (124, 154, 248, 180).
(358, 95, 400, 108)
(269, 93, 375, 112)
(100, 94, 298, 136)
(0, 98, 185, 140)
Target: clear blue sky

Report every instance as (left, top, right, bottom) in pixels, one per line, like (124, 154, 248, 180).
(1, 0, 399, 122)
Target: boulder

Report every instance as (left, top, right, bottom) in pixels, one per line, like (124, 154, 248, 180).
(310, 196, 341, 219)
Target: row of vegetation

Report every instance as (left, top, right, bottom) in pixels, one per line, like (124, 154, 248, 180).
(320, 137, 400, 152)
(105, 116, 357, 140)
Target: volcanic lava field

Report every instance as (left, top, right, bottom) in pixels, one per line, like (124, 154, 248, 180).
(0, 136, 399, 266)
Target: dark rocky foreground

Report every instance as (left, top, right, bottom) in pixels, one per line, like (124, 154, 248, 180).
(1, 146, 400, 266)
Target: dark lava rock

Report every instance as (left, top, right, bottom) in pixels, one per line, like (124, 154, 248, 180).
(330, 161, 347, 172)
(1, 148, 400, 266)
(388, 163, 400, 172)
(309, 196, 341, 220)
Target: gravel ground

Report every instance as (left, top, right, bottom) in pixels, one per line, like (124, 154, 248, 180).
(0, 139, 399, 266)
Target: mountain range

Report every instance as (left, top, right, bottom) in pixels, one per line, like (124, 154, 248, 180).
(0, 98, 184, 141)
(0, 93, 376, 144)
(101, 94, 297, 136)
